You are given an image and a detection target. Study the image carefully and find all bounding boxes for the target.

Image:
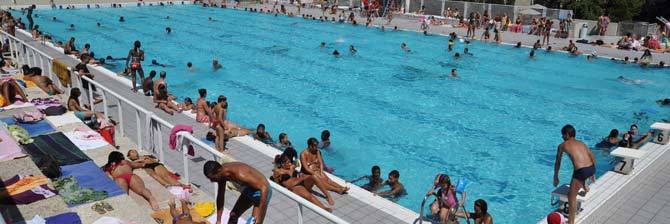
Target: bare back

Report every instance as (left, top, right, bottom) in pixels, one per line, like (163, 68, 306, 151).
(559, 139, 594, 169)
(219, 162, 268, 190)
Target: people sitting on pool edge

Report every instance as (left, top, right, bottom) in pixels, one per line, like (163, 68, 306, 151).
(455, 199, 493, 224)
(301, 138, 349, 194)
(351, 165, 384, 192)
(271, 153, 335, 212)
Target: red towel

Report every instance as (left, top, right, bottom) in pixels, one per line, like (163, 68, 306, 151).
(169, 125, 193, 150)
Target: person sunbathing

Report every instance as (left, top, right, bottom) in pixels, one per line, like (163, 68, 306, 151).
(103, 151, 159, 210)
(0, 77, 28, 107)
(271, 154, 334, 211)
(23, 67, 63, 95)
(127, 149, 191, 191)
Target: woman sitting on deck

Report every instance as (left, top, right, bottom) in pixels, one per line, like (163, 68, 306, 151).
(271, 154, 335, 212)
(67, 87, 105, 122)
(103, 151, 159, 210)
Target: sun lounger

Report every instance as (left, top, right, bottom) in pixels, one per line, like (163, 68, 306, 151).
(610, 147, 647, 175)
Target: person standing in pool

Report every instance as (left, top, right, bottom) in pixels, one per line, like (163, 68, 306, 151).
(212, 59, 222, 70)
(351, 165, 384, 192)
(125, 41, 145, 92)
(553, 124, 596, 224)
(204, 161, 271, 224)
(376, 170, 405, 200)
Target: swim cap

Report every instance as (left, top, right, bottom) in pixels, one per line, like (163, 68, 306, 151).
(546, 212, 566, 224)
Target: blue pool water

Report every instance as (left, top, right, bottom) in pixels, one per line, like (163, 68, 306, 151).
(29, 5, 670, 223)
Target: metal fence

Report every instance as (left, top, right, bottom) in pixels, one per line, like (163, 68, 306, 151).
(404, 0, 572, 22)
(0, 29, 350, 224)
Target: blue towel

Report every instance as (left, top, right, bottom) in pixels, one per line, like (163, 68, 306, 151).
(0, 117, 56, 137)
(60, 161, 125, 202)
(46, 212, 82, 224)
(201, 137, 215, 146)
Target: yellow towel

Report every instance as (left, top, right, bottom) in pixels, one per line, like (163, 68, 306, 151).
(0, 96, 6, 107)
(21, 79, 37, 88)
(51, 60, 70, 87)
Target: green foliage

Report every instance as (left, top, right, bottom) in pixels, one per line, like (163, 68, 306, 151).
(607, 0, 646, 21)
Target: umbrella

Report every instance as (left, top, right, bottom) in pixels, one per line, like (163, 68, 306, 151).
(519, 8, 541, 15)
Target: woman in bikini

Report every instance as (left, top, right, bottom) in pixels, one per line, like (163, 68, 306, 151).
(271, 154, 334, 212)
(300, 138, 349, 194)
(195, 88, 212, 123)
(67, 88, 106, 122)
(63, 37, 79, 55)
(103, 151, 159, 210)
(211, 95, 227, 151)
(126, 149, 191, 191)
(154, 83, 180, 115)
(125, 41, 145, 92)
(0, 77, 28, 107)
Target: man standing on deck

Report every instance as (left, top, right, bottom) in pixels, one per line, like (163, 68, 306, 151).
(204, 161, 271, 224)
(553, 124, 596, 224)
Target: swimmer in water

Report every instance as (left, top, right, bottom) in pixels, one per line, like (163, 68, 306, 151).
(212, 59, 222, 70)
(320, 42, 326, 48)
(393, 26, 398, 31)
(106, 55, 127, 61)
(67, 24, 75, 30)
(52, 17, 57, 22)
(332, 50, 340, 57)
(529, 50, 536, 58)
(451, 69, 457, 77)
(448, 39, 454, 51)
(349, 45, 357, 55)
(617, 75, 642, 85)
(454, 53, 461, 58)
(166, 16, 170, 19)
(151, 59, 167, 67)
(96, 22, 101, 27)
(187, 62, 194, 71)
(464, 47, 473, 56)
(165, 27, 172, 34)
(119, 16, 125, 22)
(515, 42, 522, 48)
(376, 170, 406, 201)
(546, 46, 553, 52)
(401, 43, 411, 52)
(657, 98, 670, 106)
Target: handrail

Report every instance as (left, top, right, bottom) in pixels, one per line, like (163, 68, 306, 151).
(3, 29, 352, 223)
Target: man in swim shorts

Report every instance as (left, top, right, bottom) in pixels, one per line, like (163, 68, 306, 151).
(553, 124, 596, 224)
(204, 161, 271, 224)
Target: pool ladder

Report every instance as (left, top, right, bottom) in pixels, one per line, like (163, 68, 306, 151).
(414, 194, 471, 224)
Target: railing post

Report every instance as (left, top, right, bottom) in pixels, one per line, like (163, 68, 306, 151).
(158, 123, 164, 162)
(86, 80, 94, 110)
(182, 139, 190, 184)
(136, 110, 142, 150)
(31, 49, 38, 67)
(117, 99, 124, 136)
(297, 203, 304, 224)
(102, 90, 108, 117)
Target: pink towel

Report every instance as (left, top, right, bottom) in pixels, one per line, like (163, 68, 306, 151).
(169, 125, 193, 150)
(0, 126, 26, 161)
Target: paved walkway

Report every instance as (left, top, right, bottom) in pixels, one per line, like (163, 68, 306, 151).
(244, 2, 670, 65)
(11, 22, 416, 223)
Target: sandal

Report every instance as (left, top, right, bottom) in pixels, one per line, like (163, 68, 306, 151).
(91, 202, 106, 214)
(101, 201, 114, 212)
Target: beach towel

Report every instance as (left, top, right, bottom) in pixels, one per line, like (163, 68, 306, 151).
(0, 125, 26, 161)
(1, 116, 56, 137)
(45, 212, 82, 224)
(169, 125, 193, 149)
(64, 131, 109, 150)
(45, 112, 81, 128)
(52, 59, 71, 87)
(23, 132, 91, 166)
(0, 102, 34, 110)
(0, 175, 57, 205)
(30, 98, 62, 111)
(60, 161, 124, 198)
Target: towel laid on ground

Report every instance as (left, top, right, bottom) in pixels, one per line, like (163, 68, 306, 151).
(45, 112, 81, 128)
(59, 161, 124, 202)
(1, 116, 56, 137)
(18, 212, 83, 224)
(0, 125, 26, 161)
(64, 130, 109, 150)
(0, 102, 34, 110)
(23, 132, 91, 166)
(0, 175, 58, 205)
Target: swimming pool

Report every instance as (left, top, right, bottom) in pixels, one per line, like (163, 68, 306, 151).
(30, 5, 670, 223)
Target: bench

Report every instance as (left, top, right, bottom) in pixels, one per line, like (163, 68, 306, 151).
(610, 147, 647, 174)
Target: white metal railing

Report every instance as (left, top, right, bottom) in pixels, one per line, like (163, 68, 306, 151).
(1, 29, 348, 224)
(0, 30, 63, 90)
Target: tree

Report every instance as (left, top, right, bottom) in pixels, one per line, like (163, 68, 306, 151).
(635, 0, 670, 23)
(606, 0, 645, 21)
